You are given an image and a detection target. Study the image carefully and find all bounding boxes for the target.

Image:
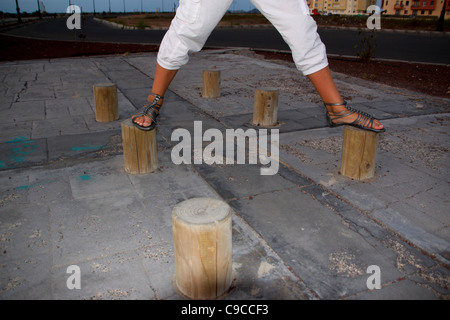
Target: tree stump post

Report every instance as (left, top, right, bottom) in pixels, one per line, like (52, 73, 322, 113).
(252, 87, 278, 127)
(172, 198, 233, 300)
(93, 83, 119, 122)
(341, 125, 379, 180)
(202, 68, 221, 98)
(121, 119, 158, 174)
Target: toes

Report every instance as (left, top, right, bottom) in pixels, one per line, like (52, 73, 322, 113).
(134, 117, 142, 125)
(132, 115, 152, 127)
(374, 119, 384, 130)
(142, 116, 152, 126)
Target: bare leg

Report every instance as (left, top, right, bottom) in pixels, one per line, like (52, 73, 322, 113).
(307, 66, 384, 131)
(132, 63, 178, 128)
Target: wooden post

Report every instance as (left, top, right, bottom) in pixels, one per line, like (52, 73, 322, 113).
(121, 119, 158, 174)
(202, 68, 221, 98)
(172, 198, 232, 300)
(93, 83, 119, 122)
(252, 87, 278, 127)
(341, 125, 379, 180)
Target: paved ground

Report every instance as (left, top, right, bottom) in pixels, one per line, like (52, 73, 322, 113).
(0, 49, 449, 300)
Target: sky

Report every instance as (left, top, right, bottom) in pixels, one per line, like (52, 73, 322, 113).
(0, 0, 257, 14)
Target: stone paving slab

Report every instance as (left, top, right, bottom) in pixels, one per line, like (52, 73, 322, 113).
(277, 114, 450, 263)
(0, 51, 449, 300)
(0, 152, 310, 300)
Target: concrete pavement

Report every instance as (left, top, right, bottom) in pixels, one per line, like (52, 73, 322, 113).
(0, 50, 449, 300)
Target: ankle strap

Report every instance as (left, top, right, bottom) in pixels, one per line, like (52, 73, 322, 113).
(324, 100, 347, 107)
(149, 93, 164, 101)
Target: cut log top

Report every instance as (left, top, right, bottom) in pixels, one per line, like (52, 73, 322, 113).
(256, 87, 278, 93)
(172, 198, 231, 225)
(94, 83, 116, 88)
(172, 197, 233, 299)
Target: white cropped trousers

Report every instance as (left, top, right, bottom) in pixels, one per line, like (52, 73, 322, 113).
(157, 0, 328, 76)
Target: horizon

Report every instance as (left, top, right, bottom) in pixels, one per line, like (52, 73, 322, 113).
(0, 0, 256, 14)
(1, 0, 383, 14)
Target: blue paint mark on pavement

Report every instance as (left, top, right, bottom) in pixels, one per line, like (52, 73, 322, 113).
(77, 174, 92, 181)
(15, 180, 51, 190)
(71, 144, 105, 151)
(1, 136, 38, 169)
(5, 136, 34, 145)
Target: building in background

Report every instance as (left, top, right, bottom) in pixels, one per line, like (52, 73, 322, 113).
(382, 0, 450, 17)
(307, 0, 378, 14)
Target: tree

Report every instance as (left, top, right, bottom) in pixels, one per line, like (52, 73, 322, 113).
(437, 0, 448, 31)
(15, 0, 22, 23)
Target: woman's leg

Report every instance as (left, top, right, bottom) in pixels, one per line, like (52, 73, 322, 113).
(132, 64, 177, 128)
(307, 66, 384, 131)
(250, 0, 328, 76)
(251, 0, 384, 131)
(132, 0, 233, 129)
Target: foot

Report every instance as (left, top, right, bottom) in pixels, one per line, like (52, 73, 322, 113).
(325, 101, 385, 132)
(132, 94, 164, 129)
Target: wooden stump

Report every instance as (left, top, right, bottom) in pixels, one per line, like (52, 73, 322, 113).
(202, 69, 221, 98)
(121, 119, 158, 174)
(341, 125, 379, 180)
(93, 83, 119, 122)
(172, 198, 232, 300)
(252, 87, 278, 127)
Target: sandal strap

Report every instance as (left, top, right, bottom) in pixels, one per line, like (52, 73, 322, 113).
(325, 100, 377, 130)
(324, 101, 353, 119)
(149, 93, 164, 102)
(131, 93, 164, 124)
(324, 101, 347, 107)
(352, 107, 374, 129)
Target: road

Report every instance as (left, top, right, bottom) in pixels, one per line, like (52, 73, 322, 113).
(3, 16, 449, 64)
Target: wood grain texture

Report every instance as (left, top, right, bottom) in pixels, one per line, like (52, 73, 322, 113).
(341, 125, 379, 180)
(202, 69, 221, 98)
(121, 119, 158, 174)
(252, 87, 278, 127)
(93, 83, 118, 122)
(172, 198, 232, 299)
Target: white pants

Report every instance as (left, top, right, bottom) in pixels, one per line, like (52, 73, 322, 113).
(157, 0, 328, 76)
